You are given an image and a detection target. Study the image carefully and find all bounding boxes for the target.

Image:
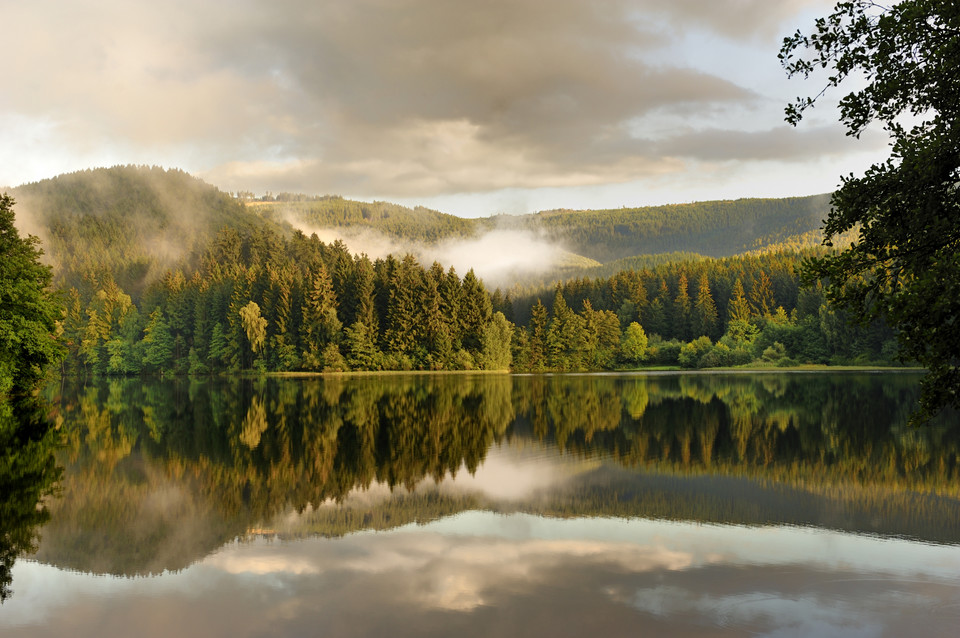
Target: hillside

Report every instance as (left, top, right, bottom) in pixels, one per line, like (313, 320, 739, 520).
(250, 197, 475, 243)
(10, 166, 275, 297)
(509, 194, 832, 262)
(6, 168, 833, 296)
(247, 190, 833, 265)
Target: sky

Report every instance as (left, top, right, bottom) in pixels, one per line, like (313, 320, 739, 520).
(0, 0, 889, 217)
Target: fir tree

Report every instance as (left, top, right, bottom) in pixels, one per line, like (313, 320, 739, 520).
(728, 278, 752, 323)
(693, 273, 718, 339)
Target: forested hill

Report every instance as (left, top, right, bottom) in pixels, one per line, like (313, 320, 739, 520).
(250, 197, 475, 243)
(10, 166, 275, 297)
(249, 191, 833, 263)
(510, 194, 833, 262)
(9, 167, 833, 295)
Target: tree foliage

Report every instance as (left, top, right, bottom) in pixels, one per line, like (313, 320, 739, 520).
(781, 0, 960, 420)
(0, 195, 63, 396)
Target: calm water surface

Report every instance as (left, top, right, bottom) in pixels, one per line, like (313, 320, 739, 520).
(2, 372, 959, 637)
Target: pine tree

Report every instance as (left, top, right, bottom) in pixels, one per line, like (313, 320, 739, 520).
(480, 312, 513, 370)
(239, 301, 268, 358)
(459, 269, 491, 354)
(301, 264, 342, 369)
(692, 273, 718, 339)
(673, 272, 692, 341)
(422, 268, 452, 368)
(646, 279, 671, 337)
(728, 278, 752, 323)
(526, 298, 548, 372)
(750, 271, 776, 319)
(439, 266, 463, 345)
(383, 255, 423, 357)
(141, 308, 175, 374)
(581, 299, 621, 369)
(351, 255, 378, 332)
(344, 321, 379, 370)
(546, 287, 588, 371)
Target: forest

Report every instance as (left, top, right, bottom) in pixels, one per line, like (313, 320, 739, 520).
(54, 222, 900, 376)
(249, 190, 834, 260)
(8, 166, 903, 376)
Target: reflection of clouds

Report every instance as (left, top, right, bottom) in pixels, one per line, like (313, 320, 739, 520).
(280, 444, 581, 529)
(619, 586, 889, 637)
(436, 446, 577, 502)
(202, 532, 700, 613)
(205, 554, 319, 576)
(6, 516, 960, 637)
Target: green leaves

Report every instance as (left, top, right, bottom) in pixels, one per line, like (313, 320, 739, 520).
(784, 0, 960, 420)
(0, 195, 63, 397)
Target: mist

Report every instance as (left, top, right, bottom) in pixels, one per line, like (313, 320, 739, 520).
(284, 211, 575, 287)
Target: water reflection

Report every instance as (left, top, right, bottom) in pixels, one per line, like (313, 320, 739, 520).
(7, 515, 960, 637)
(3, 372, 960, 635)
(0, 397, 61, 602)
(17, 373, 959, 576)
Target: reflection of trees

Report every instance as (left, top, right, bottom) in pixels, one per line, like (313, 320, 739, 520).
(508, 373, 960, 496)
(42, 375, 515, 575)
(0, 398, 61, 602)
(38, 372, 960, 577)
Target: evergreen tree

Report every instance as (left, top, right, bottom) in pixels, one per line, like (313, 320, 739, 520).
(581, 300, 621, 369)
(239, 301, 268, 359)
(344, 321, 380, 370)
(383, 255, 423, 357)
(421, 268, 453, 368)
(728, 278, 752, 323)
(459, 269, 491, 354)
(351, 255, 377, 332)
(693, 273, 718, 339)
(750, 271, 776, 318)
(208, 322, 229, 369)
(526, 299, 548, 372)
(646, 279, 671, 337)
(480, 312, 513, 370)
(141, 308, 175, 374)
(301, 264, 342, 369)
(546, 288, 588, 371)
(673, 272, 692, 340)
(438, 266, 463, 342)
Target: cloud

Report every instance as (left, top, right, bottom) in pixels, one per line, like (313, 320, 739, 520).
(1, 0, 819, 199)
(643, 0, 835, 39)
(654, 124, 888, 163)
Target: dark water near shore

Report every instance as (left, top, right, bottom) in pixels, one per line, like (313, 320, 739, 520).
(2, 372, 959, 636)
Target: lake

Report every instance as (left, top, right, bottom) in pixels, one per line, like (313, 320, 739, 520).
(2, 372, 959, 636)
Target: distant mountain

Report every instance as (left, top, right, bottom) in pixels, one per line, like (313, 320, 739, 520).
(7, 167, 831, 296)
(9, 166, 275, 297)
(252, 191, 833, 264)
(509, 194, 833, 262)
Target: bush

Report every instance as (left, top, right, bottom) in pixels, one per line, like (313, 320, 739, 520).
(698, 342, 732, 368)
(644, 336, 683, 366)
(678, 336, 712, 369)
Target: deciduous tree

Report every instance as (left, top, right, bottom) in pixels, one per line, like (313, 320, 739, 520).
(0, 195, 63, 396)
(781, 0, 960, 419)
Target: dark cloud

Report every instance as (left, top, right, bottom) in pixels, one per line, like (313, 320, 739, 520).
(196, 0, 759, 194)
(2, 0, 845, 200)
